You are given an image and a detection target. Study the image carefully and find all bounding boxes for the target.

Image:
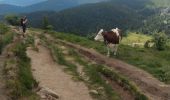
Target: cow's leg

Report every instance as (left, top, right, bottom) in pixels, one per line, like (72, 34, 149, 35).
(107, 44, 110, 57)
(110, 44, 114, 53)
(114, 44, 119, 55)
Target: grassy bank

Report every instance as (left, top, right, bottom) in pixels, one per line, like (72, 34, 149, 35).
(69, 49, 148, 100)
(4, 38, 39, 99)
(42, 30, 170, 84)
(41, 34, 148, 100)
(0, 31, 15, 54)
(41, 36, 121, 100)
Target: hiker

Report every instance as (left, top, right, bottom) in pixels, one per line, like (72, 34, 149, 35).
(20, 16, 28, 37)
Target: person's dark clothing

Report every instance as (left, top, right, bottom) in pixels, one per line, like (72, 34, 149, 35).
(20, 18, 27, 33)
(22, 24, 26, 33)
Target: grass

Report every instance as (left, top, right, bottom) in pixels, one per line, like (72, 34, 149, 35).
(0, 31, 15, 54)
(73, 54, 121, 100)
(69, 49, 148, 100)
(97, 66, 148, 100)
(117, 45, 170, 83)
(41, 36, 81, 79)
(121, 32, 152, 46)
(50, 44, 80, 78)
(4, 38, 39, 99)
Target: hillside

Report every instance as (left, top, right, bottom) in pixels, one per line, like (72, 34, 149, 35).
(1, 22, 170, 99)
(0, 4, 22, 15)
(27, 0, 155, 35)
(26, 0, 170, 35)
(1, 0, 170, 35)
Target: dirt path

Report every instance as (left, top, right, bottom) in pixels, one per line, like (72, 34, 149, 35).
(0, 55, 8, 100)
(27, 45, 93, 100)
(50, 38, 170, 100)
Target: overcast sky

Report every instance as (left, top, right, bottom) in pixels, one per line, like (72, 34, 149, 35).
(0, 0, 107, 6)
(0, 0, 47, 6)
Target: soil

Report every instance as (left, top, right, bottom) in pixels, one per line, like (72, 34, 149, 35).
(27, 45, 93, 100)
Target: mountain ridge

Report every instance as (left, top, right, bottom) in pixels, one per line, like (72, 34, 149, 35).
(0, 0, 107, 15)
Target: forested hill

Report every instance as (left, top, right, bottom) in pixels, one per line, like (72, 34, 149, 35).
(27, 0, 156, 35)
(1, 0, 170, 35)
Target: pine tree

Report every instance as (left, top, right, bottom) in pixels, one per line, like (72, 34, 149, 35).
(42, 16, 49, 30)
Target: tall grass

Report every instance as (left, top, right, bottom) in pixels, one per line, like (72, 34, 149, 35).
(69, 49, 148, 100)
(0, 32, 15, 54)
(74, 56, 121, 100)
(4, 41, 39, 99)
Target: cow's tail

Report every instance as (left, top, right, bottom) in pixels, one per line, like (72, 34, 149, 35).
(119, 35, 122, 42)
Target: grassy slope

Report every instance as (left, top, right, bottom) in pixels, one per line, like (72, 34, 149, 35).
(40, 35, 147, 100)
(2, 30, 39, 99)
(34, 29, 170, 84)
(151, 0, 170, 7)
(121, 33, 152, 45)
(39, 34, 121, 100)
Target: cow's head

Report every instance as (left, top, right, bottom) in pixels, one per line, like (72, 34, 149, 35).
(94, 29, 104, 42)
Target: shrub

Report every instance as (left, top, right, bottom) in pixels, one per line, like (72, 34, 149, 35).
(46, 25, 54, 30)
(5, 15, 20, 26)
(153, 32, 168, 50)
(42, 16, 49, 30)
(0, 22, 9, 34)
(144, 40, 154, 48)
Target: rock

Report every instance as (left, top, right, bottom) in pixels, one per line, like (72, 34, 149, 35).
(37, 87, 59, 99)
(90, 90, 98, 95)
(98, 87, 104, 90)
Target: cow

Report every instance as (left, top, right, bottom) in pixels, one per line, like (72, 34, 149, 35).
(94, 28, 122, 57)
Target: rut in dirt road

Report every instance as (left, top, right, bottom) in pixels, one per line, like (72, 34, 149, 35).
(49, 38, 170, 100)
(27, 45, 93, 100)
(57, 44, 135, 100)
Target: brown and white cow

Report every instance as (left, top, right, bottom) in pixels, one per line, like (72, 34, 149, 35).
(94, 28, 122, 56)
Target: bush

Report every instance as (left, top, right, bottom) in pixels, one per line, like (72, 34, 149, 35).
(46, 25, 54, 30)
(0, 22, 9, 34)
(144, 40, 154, 48)
(5, 15, 20, 26)
(42, 16, 53, 32)
(0, 32, 14, 54)
(153, 32, 168, 50)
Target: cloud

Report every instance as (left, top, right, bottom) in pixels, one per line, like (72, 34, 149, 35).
(0, 0, 47, 6)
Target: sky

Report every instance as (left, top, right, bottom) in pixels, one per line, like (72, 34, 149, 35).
(0, 0, 107, 6)
(0, 0, 47, 6)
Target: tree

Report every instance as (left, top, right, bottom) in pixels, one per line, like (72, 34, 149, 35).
(42, 16, 54, 32)
(42, 16, 49, 30)
(5, 15, 20, 26)
(153, 32, 168, 50)
(46, 25, 54, 30)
